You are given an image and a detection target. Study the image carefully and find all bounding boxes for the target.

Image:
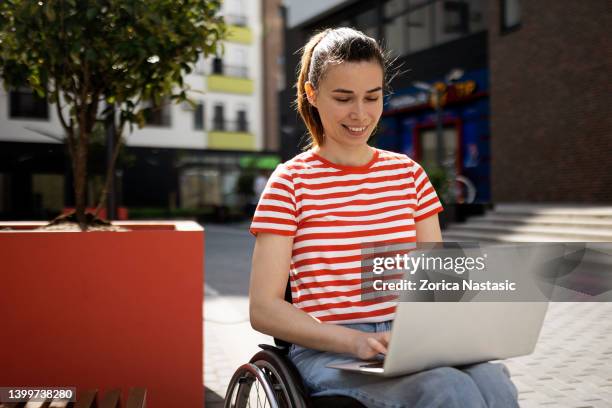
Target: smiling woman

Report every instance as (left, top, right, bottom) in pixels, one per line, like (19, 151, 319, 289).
(305, 61, 383, 157)
(247, 27, 519, 408)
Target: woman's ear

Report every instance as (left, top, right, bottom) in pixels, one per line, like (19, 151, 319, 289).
(304, 81, 317, 107)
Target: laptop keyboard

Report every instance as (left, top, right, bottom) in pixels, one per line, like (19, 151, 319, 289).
(360, 361, 384, 369)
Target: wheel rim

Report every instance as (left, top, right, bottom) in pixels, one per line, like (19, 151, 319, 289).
(254, 360, 291, 408)
(224, 363, 283, 408)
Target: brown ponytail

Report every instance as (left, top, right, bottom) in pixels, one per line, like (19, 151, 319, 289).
(296, 29, 330, 149)
(295, 27, 387, 150)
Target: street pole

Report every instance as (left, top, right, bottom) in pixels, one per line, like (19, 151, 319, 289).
(106, 103, 116, 220)
(435, 87, 444, 169)
(433, 84, 455, 203)
(414, 69, 464, 203)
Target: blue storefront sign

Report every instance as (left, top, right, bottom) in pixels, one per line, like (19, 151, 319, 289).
(378, 68, 490, 203)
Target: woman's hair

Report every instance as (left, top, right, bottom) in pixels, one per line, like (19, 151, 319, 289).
(296, 27, 389, 149)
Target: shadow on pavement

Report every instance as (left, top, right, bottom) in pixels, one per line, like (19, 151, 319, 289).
(205, 386, 225, 408)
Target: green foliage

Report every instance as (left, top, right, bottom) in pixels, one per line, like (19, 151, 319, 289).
(0, 0, 226, 228)
(423, 165, 452, 204)
(0, 0, 225, 131)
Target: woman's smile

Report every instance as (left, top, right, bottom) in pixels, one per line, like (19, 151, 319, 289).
(342, 124, 369, 137)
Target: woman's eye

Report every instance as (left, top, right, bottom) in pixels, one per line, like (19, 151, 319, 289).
(366, 98, 379, 102)
(335, 98, 350, 103)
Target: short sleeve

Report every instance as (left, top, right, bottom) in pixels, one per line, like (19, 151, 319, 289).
(411, 161, 444, 222)
(249, 164, 298, 236)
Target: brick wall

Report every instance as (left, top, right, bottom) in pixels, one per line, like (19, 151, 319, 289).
(488, 0, 612, 203)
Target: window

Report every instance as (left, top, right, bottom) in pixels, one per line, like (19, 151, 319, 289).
(501, 0, 521, 32)
(194, 102, 204, 130)
(144, 99, 172, 127)
(32, 173, 64, 212)
(408, 3, 434, 52)
(0, 173, 9, 212)
(383, 0, 487, 57)
(465, 0, 487, 34)
(237, 110, 248, 132)
(384, 0, 434, 55)
(180, 168, 221, 208)
(9, 87, 49, 120)
(212, 57, 223, 75)
(213, 104, 225, 131)
(443, 1, 469, 34)
(354, 8, 378, 39)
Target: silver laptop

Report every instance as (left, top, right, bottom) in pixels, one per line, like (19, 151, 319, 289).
(326, 244, 563, 377)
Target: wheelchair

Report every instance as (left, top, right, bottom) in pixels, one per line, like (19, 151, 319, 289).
(224, 285, 365, 408)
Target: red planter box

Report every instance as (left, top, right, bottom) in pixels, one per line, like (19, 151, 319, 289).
(0, 221, 204, 407)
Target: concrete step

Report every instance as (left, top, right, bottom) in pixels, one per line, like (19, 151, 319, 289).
(448, 222, 612, 237)
(493, 204, 612, 217)
(444, 204, 612, 243)
(442, 229, 604, 242)
(470, 215, 612, 229)
(442, 233, 612, 267)
(444, 222, 612, 241)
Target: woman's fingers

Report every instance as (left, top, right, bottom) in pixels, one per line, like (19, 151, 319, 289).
(367, 336, 388, 355)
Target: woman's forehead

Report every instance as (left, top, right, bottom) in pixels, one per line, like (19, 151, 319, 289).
(319, 61, 383, 91)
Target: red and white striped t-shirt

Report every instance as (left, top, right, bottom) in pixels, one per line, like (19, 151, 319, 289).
(249, 148, 443, 324)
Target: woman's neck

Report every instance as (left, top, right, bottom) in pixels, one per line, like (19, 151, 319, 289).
(314, 143, 375, 167)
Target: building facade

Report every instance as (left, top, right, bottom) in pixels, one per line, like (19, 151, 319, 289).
(488, 0, 612, 202)
(281, 0, 612, 205)
(282, 0, 490, 204)
(0, 0, 282, 220)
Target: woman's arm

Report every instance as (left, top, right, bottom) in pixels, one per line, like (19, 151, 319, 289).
(415, 213, 443, 242)
(249, 232, 389, 359)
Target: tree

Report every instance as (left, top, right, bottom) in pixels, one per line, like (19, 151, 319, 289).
(0, 0, 225, 229)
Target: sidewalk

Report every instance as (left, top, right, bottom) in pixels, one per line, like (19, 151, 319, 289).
(204, 294, 273, 407)
(203, 297, 612, 407)
(505, 302, 612, 407)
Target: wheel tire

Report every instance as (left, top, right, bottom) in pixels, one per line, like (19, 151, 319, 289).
(249, 350, 307, 408)
(224, 363, 282, 408)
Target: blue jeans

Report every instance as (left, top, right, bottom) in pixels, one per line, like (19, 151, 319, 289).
(288, 321, 519, 408)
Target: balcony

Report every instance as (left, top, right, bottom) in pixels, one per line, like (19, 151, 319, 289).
(226, 24, 252, 44)
(207, 65, 253, 94)
(207, 120, 254, 151)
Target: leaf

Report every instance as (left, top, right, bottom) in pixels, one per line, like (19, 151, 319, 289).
(86, 8, 97, 21)
(85, 49, 97, 62)
(44, 4, 56, 22)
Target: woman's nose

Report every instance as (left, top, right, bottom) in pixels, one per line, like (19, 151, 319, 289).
(349, 102, 367, 121)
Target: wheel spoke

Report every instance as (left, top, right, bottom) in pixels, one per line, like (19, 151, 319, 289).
(255, 379, 263, 408)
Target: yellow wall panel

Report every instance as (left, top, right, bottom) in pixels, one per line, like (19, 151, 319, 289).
(208, 131, 255, 151)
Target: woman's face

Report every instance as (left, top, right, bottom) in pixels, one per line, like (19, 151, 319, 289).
(306, 60, 384, 149)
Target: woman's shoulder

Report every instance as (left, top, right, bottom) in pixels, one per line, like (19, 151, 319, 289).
(274, 150, 323, 174)
(372, 148, 420, 170)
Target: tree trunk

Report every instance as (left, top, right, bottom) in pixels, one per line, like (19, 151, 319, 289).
(74, 130, 88, 231)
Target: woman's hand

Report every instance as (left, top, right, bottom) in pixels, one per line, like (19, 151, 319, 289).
(352, 330, 391, 360)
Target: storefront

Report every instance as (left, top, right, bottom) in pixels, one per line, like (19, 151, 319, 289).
(0, 141, 279, 221)
(378, 68, 490, 204)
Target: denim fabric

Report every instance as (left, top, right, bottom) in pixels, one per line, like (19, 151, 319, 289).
(288, 321, 519, 408)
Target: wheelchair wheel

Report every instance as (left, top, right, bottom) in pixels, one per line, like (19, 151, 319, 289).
(224, 362, 291, 408)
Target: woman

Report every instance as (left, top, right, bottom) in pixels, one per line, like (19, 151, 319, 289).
(249, 27, 518, 408)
